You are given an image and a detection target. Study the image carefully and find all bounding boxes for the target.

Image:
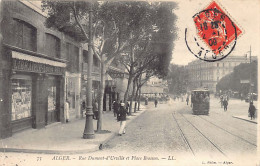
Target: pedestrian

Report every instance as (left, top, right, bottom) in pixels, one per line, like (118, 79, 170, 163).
(248, 101, 256, 120)
(65, 99, 70, 123)
(223, 98, 228, 111)
(117, 102, 127, 136)
(145, 97, 148, 105)
(113, 100, 119, 117)
(220, 95, 223, 108)
(154, 98, 158, 107)
(93, 99, 98, 120)
(126, 101, 130, 114)
(186, 95, 189, 105)
(191, 94, 194, 108)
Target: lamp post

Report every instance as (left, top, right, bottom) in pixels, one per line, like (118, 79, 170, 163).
(245, 46, 252, 102)
(83, 3, 94, 139)
(248, 46, 252, 102)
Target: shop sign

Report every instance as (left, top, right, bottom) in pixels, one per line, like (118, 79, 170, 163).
(107, 71, 124, 78)
(12, 59, 65, 75)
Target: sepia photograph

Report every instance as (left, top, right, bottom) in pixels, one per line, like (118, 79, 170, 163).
(0, 0, 259, 165)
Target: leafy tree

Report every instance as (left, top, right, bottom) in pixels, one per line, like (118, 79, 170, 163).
(117, 2, 177, 114)
(42, 1, 128, 131)
(167, 64, 189, 95)
(216, 60, 258, 96)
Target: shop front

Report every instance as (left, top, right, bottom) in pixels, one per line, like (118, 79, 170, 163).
(9, 50, 66, 133)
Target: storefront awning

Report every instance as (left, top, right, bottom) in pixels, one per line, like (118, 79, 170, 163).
(12, 51, 66, 68)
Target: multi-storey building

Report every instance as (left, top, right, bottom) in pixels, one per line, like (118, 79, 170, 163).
(186, 56, 257, 92)
(0, 1, 127, 138)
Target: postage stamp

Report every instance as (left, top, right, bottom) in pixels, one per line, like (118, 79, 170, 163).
(185, 1, 243, 62)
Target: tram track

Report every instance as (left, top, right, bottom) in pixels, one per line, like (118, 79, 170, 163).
(207, 112, 256, 137)
(197, 115, 257, 147)
(179, 114, 227, 157)
(171, 112, 195, 156)
(172, 112, 227, 157)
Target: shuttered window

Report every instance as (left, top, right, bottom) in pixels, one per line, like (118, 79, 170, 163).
(45, 33, 60, 58)
(13, 19, 37, 52)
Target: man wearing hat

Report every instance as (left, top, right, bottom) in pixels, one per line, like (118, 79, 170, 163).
(117, 102, 127, 136)
(248, 101, 256, 120)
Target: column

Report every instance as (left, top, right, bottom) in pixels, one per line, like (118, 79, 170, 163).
(32, 74, 47, 128)
(0, 0, 12, 138)
(75, 73, 81, 118)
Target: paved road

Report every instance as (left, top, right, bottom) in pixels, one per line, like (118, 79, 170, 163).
(0, 98, 257, 166)
(98, 98, 257, 164)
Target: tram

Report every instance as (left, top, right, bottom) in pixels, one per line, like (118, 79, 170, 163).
(191, 89, 210, 115)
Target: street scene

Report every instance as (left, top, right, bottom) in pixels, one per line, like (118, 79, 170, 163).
(0, 0, 259, 166)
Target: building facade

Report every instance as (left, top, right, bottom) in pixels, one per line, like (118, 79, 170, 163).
(186, 56, 257, 92)
(0, 1, 129, 138)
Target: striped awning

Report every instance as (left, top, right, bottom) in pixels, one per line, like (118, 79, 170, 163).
(12, 51, 66, 68)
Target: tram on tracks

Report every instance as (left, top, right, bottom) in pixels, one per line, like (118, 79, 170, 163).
(191, 89, 210, 115)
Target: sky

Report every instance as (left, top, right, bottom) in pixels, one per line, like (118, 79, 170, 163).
(29, 0, 260, 66)
(171, 0, 260, 65)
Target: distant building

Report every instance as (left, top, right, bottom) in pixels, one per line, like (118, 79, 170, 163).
(141, 76, 168, 97)
(186, 56, 257, 92)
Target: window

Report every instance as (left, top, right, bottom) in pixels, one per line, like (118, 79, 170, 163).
(11, 78, 32, 121)
(13, 19, 37, 52)
(66, 42, 79, 73)
(45, 33, 60, 58)
(217, 63, 219, 67)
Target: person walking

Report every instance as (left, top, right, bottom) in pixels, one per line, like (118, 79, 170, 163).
(220, 95, 223, 108)
(145, 97, 148, 105)
(93, 99, 98, 120)
(65, 99, 70, 123)
(113, 100, 119, 117)
(186, 95, 189, 105)
(154, 98, 158, 108)
(248, 101, 256, 120)
(117, 102, 127, 136)
(223, 98, 228, 111)
(190, 94, 194, 108)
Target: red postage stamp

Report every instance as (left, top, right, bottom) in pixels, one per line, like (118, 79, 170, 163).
(186, 1, 243, 62)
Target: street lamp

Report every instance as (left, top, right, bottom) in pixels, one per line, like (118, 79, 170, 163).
(83, 3, 95, 139)
(245, 45, 252, 103)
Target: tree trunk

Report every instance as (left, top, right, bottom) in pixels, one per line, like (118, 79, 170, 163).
(134, 82, 139, 113)
(97, 59, 105, 131)
(137, 86, 141, 111)
(123, 66, 133, 103)
(129, 77, 136, 115)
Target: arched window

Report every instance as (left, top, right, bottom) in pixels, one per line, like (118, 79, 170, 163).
(45, 33, 60, 58)
(13, 19, 37, 52)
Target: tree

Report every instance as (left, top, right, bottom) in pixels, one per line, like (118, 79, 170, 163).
(167, 64, 189, 95)
(216, 60, 258, 95)
(42, 1, 128, 132)
(117, 2, 177, 114)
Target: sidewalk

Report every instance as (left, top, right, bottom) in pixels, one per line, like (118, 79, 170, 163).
(232, 115, 257, 124)
(0, 104, 149, 154)
(210, 98, 258, 124)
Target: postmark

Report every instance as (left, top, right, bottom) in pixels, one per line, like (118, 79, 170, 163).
(185, 1, 242, 62)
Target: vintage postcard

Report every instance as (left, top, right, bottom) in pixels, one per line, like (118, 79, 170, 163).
(0, 0, 259, 165)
